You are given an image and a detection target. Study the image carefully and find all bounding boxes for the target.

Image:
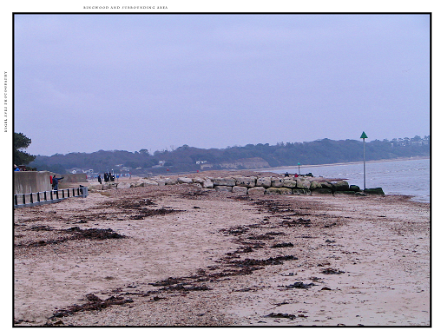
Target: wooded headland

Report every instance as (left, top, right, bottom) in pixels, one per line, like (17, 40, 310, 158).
(29, 136, 430, 175)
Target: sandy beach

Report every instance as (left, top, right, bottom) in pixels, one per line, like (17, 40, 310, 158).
(13, 172, 430, 326)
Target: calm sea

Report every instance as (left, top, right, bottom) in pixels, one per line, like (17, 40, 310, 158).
(267, 158, 430, 203)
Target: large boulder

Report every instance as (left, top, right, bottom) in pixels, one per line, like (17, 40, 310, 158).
(215, 186, 233, 192)
(234, 176, 257, 188)
(212, 177, 236, 186)
(309, 180, 322, 190)
(266, 187, 292, 195)
(138, 178, 159, 186)
(256, 177, 272, 188)
(292, 188, 311, 195)
(164, 177, 178, 185)
(311, 188, 333, 195)
(321, 181, 334, 190)
(283, 178, 297, 188)
(364, 187, 385, 195)
(192, 177, 204, 184)
(248, 187, 266, 196)
(178, 177, 193, 184)
(232, 186, 248, 194)
(155, 179, 166, 186)
(202, 178, 214, 189)
(296, 178, 311, 189)
(350, 185, 361, 192)
(332, 180, 350, 191)
(271, 177, 284, 188)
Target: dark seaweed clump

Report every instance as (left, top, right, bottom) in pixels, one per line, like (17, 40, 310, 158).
(50, 294, 133, 318)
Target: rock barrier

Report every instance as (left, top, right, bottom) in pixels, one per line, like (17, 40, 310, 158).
(92, 174, 384, 197)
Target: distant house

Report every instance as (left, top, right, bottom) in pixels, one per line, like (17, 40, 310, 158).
(66, 168, 93, 174)
(152, 160, 166, 169)
(200, 163, 213, 170)
(67, 168, 84, 174)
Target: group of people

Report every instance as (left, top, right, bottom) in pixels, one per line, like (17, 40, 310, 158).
(98, 172, 115, 184)
(14, 164, 27, 171)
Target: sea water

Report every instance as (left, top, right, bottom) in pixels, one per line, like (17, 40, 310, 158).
(268, 158, 430, 203)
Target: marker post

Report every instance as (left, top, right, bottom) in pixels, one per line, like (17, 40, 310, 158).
(360, 131, 368, 190)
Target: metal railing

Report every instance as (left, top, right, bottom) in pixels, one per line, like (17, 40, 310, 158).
(14, 186, 88, 208)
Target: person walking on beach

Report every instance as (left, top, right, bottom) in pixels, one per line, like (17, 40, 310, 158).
(52, 175, 64, 191)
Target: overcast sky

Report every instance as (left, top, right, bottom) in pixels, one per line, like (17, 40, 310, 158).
(14, 13, 430, 156)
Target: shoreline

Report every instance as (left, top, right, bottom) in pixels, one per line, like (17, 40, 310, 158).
(14, 183, 430, 326)
(107, 156, 429, 178)
(257, 156, 430, 204)
(77, 155, 430, 204)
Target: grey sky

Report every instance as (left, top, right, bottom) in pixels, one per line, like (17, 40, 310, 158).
(14, 14, 430, 156)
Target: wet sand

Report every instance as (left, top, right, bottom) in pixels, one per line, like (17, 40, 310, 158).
(14, 174, 430, 326)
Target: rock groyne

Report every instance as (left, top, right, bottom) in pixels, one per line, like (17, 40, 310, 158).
(92, 174, 384, 196)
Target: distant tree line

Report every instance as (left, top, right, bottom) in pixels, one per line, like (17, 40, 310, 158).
(28, 135, 430, 175)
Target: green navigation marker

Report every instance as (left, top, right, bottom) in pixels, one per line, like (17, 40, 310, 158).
(360, 132, 368, 190)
